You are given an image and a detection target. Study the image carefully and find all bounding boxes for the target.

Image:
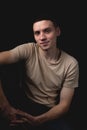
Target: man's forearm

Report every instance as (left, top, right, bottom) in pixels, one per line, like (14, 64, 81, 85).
(0, 81, 10, 111)
(34, 102, 69, 125)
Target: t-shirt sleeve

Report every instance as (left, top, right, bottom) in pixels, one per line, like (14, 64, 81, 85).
(63, 60, 79, 88)
(10, 42, 35, 62)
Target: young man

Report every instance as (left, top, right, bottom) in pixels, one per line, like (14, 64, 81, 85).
(0, 14, 79, 130)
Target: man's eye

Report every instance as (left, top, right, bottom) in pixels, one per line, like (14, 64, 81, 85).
(44, 29, 51, 33)
(34, 31, 40, 35)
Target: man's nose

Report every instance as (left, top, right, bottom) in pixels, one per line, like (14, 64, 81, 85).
(40, 33, 46, 40)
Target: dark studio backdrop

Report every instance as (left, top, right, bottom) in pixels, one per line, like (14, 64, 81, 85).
(0, 1, 86, 130)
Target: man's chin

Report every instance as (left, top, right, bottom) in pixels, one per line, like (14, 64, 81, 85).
(41, 47, 49, 51)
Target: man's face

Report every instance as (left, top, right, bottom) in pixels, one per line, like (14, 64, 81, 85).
(33, 20, 60, 51)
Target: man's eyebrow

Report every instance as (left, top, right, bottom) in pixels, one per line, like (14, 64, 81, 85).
(34, 27, 51, 32)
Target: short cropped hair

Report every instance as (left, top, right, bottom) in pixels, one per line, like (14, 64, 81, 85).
(32, 13, 60, 28)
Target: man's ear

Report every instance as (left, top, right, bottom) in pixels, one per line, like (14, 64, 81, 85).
(56, 27, 61, 36)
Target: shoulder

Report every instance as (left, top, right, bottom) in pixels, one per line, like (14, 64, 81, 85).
(10, 42, 37, 59)
(60, 50, 79, 74)
(10, 42, 37, 52)
(17, 42, 36, 48)
(61, 50, 78, 65)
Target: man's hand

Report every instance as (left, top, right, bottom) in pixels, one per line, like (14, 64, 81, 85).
(11, 109, 46, 126)
(1, 105, 17, 120)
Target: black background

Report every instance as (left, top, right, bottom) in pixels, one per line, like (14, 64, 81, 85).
(0, 1, 86, 130)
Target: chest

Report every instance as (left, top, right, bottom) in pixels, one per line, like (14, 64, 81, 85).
(25, 56, 65, 91)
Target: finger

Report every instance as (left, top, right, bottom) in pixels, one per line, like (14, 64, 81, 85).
(10, 119, 25, 124)
(16, 110, 28, 116)
(10, 118, 32, 126)
(16, 111, 33, 120)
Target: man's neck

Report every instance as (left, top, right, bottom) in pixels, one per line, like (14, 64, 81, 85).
(39, 47, 60, 62)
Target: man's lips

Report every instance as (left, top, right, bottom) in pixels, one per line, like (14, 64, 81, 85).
(40, 43, 48, 46)
(40, 41, 49, 44)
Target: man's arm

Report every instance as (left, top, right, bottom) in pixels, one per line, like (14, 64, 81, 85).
(0, 80, 22, 123)
(16, 87, 75, 126)
(33, 87, 75, 125)
(0, 50, 15, 64)
(0, 80, 11, 111)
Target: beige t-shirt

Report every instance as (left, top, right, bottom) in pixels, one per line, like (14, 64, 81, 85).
(10, 42, 79, 107)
